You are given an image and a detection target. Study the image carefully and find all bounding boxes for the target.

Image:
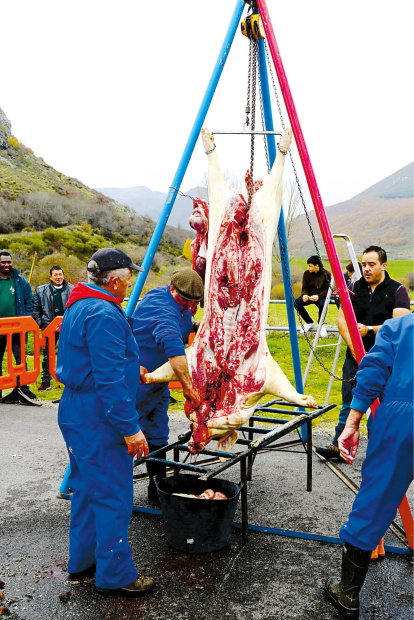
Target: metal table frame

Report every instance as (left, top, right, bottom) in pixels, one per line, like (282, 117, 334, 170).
(134, 401, 336, 540)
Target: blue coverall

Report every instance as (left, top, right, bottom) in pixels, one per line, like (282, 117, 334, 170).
(133, 286, 194, 446)
(340, 314, 414, 550)
(56, 283, 141, 589)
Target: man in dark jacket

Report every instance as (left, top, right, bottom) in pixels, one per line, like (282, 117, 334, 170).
(317, 245, 410, 460)
(0, 251, 36, 401)
(324, 314, 413, 619)
(295, 255, 331, 338)
(33, 265, 74, 391)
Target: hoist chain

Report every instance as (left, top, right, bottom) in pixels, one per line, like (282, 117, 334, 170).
(245, 38, 258, 208)
(258, 40, 352, 382)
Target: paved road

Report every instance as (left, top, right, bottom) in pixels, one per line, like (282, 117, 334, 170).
(0, 403, 412, 619)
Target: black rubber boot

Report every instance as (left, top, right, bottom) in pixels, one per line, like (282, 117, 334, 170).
(146, 443, 167, 503)
(324, 542, 372, 619)
(316, 425, 345, 459)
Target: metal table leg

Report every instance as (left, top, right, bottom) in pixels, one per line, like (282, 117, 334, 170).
(307, 418, 312, 492)
(240, 457, 248, 541)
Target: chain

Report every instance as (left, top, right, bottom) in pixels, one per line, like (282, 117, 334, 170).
(261, 40, 353, 382)
(247, 39, 258, 208)
(245, 41, 252, 127)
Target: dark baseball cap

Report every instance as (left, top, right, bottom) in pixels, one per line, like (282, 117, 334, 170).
(87, 248, 144, 272)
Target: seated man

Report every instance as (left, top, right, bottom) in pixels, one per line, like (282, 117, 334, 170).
(133, 268, 203, 501)
(295, 255, 331, 338)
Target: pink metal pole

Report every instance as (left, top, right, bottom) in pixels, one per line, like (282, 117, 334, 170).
(256, 0, 413, 548)
(256, 0, 365, 362)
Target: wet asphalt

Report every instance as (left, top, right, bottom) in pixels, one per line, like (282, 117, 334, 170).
(0, 402, 412, 620)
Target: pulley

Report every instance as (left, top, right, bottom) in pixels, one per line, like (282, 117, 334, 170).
(241, 14, 265, 40)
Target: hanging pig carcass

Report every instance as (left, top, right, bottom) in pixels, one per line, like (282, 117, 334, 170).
(144, 128, 317, 453)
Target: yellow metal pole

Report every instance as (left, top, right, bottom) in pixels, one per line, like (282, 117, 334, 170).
(28, 251, 37, 283)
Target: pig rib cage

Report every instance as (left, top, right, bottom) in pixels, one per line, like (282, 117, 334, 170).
(134, 401, 336, 541)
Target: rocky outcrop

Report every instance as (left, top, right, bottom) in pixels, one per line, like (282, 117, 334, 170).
(0, 108, 12, 149)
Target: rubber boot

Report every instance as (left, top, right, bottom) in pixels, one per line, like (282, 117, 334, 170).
(324, 542, 372, 619)
(146, 443, 167, 503)
(316, 424, 345, 459)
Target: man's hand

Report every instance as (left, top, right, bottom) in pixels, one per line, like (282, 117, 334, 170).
(357, 323, 368, 337)
(338, 428, 360, 464)
(309, 295, 319, 302)
(169, 354, 201, 408)
(302, 295, 309, 302)
(182, 384, 201, 408)
(337, 408, 364, 464)
(139, 365, 148, 384)
(124, 430, 149, 459)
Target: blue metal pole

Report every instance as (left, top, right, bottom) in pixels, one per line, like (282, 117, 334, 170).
(257, 40, 304, 396)
(125, 0, 246, 316)
(59, 463, 71, 494)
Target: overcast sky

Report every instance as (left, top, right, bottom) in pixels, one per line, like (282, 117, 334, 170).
(2, 1, 413, 208)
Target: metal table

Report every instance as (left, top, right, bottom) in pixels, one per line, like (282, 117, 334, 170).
(134, 401, 336, 540)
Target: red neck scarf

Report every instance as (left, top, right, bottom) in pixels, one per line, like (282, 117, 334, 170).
(66, 282, 123, 309)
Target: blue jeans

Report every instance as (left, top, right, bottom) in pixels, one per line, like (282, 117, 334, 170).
(294, 296, 326, 324)
(334, 356, 358, 445)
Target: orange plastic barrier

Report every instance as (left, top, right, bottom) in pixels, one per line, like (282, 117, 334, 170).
(168, 332, 196, 390)
(0, 316, 44, 390)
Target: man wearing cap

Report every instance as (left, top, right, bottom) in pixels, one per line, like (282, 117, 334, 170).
(133, 268, 203, 501)
(56, 248, 154, 597)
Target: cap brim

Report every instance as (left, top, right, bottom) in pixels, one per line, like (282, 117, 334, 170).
(131, 262, 144, 272)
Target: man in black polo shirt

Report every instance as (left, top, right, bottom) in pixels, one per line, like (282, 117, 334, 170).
(316, 246, 410, 459)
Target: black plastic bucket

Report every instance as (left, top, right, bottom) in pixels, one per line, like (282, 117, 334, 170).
(155, 474, 241, 553)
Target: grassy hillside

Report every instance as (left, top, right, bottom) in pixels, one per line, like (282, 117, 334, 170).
(0, 108, 194, 285)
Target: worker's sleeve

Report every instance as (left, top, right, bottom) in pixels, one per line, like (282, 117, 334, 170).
(32, 289, 44, 327)
(152, 313, 186, 358)
(23, 279, 34, 315)
(318, 271, 331, 299)
(85, 312, 140, 437)
(351, 322, 394, 413)
(394, 285, 411, 311)
(301, 272, 309, 296)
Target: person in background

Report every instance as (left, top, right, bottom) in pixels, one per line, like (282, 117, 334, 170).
(33, 265, 74, 391)
(133, 268, 203, 502)
(0, 250, 36, 402)
(56, 248, 154, 597)
(344, 261, 362, 288)
(316, 245, 410, 461)
(324, 314, 413, 619)
(295, 255, 331, 338)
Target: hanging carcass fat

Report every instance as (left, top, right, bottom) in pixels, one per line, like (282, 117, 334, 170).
(144, 128, 317, 453)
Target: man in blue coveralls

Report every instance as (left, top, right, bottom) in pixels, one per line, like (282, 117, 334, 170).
(56, 248, 155, 597)
(133, 268, 203, 501)
(324, 313, 414, 619)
